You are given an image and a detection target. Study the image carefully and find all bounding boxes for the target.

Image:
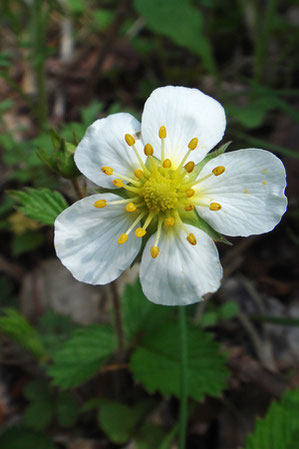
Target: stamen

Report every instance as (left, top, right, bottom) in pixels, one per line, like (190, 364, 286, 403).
(135, 228, 146, 237)
(125, 202, 136, 212)
(118, 233, 128, 245)
(153, 216, 163, 251)
(188, 138, 198, 151)
(187, 233, 197, 245)
(164, 216, 175, 227)
(159, 126, 167, 139)
(113, 179, 124, 188)
(184, 161, 195, 173)
(162, 158, 172, 169)
(144, 143, 154, 156)
(125, 134, 135, 146)
(101, 166, 113, 175)
(212, 166, 225, 176)
(185, 188, 195, 198)
(150, 246, 159, 259)
(94, 199, 106, 208)
(134, 169, 143, 179)
(209, 202, 222, 211)
(184, 203, 194, 212)
(106, 197, 138, 206)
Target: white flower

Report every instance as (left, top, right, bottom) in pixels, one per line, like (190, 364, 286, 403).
(54, 86, 287, 306)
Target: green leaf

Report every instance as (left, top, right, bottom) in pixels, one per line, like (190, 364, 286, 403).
(23, 381, 54, 430)
(9, 188, 68, 225)
(0, 309, 47, 361)
(135, 423, 169, 449)
(0, 428, 57, 449)
(134, 0, 216, 74)
(98, 399, 154, 444)
(55, 392, 79, 427)
(130, 320, 228, 401)
(122, 280, 173, 342)
(47, 325, 117, 389)
(243, 388, 299, 449)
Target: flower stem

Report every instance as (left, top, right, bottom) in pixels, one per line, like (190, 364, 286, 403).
(178, 306, 188, 449)
(71, 178, 84, 199)
(111, 281, 125, 356)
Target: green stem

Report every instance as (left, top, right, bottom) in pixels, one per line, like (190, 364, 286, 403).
(253, 0, 279, 83)
(32, 0, 48, 128)
(178, 306, 188, 449)
(111, 281, 125, 356)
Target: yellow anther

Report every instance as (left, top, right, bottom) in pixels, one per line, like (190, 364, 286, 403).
(135, 227, 146, 237)
(94, 199, 106, 208)
(187, 233, 197, 245)
(113, 179, 124, 188)
(263, 180, 267, 185)
(185, 188, 195, 198)
(164, 216, 175, 227)
(125, 202, 136, 212)
(188, 138, 198, 151)
(125, 134, 135, 146)
(144, 143, 154, 156)
(134, 169, 143, 179)
(118, 233, 128, 245)
(101, 166, 113, 175)
(212, 166, 225, 176)
(159, 126, 167, 139)
(184, 203, 194, 212)
(162, 158, 172, 169)
(150, 246, 159, 258)
(184, 161, 195, 173)
(209, 202, 222, 211)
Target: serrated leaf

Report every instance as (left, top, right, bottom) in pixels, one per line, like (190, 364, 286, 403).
(23, 399, 54, 431)
(9, 188, 67, 225)
(0, 428, 56, 449)
(55, 392, 79, 427)
(47, 325, 117, 389)
(122, 280, 173, 342)
(98, 399, 154, 444)
(0, 309, 47, 361)
(130, 321, 228, 401)
(244, 388, 299, 449)
(134, 0, 216, 74)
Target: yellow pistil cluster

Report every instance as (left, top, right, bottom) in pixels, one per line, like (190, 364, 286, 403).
(95, 127, 225, 258)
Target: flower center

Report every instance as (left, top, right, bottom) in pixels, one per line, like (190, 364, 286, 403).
(96, 126, 226, 258)
(143, 173, 178, 212)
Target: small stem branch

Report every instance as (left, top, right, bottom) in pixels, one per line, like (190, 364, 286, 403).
(178, 306, 188, 449)
(111, 281, 125, 356)
(71, 178, 84, 199)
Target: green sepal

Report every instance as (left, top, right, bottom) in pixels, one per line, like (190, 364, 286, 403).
(92, 187, 129, 199)
(181, 207, 232, 245)
(36, 128, 80, 179)
(193, 141, 231, 177)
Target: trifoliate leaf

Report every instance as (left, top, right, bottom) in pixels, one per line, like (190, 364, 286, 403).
(98, 399, 155, 444)
(243, 388, 299, 449)
(9, 188, 67, 225)
(0, 309, 47, 361)
(0, 428, 56, 449)
(122, 280, 173, 342)
(134, 0, 216, 74)
(47, 325, 117, 389)
(130, 321, 228, 401)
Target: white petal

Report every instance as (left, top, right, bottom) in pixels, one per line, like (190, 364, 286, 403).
(195, 149, 287, 237)
(141, 86, 226, 167)
(139, 225, 222, 306)
(54, 193, 141, 284)
(74, 113, 145, 188)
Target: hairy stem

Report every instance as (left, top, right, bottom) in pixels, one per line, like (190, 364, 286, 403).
(178, 306, 188, 449)
(111, 281, 125, 355)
